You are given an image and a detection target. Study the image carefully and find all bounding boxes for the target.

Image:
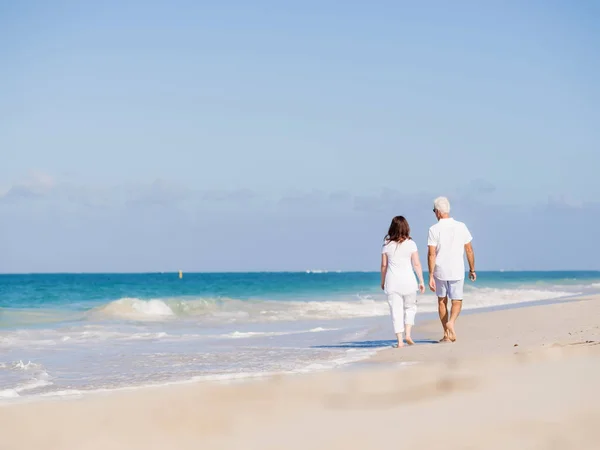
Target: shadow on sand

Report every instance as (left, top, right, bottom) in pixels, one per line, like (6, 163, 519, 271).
(312, 339, 439, 349)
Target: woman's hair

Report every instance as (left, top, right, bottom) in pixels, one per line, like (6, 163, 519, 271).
(385, 216, 411, 243)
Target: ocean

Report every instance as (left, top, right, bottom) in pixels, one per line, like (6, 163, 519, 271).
(1, 271, 599, 400)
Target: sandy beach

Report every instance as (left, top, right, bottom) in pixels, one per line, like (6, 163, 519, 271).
(1, 295, 599, 450)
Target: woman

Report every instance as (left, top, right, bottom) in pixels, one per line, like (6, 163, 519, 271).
(381, 216, 425, 347)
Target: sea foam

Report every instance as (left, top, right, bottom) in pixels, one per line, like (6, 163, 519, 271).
(94, 297, 176, 320)
(89, 286, 575, 324)
(0, 361, 53, 398)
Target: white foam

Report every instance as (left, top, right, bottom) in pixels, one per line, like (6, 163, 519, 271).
(294, 348, 380, 373)
(225, 331, 281, 339)
(12, 360, 42, 371)
(414, 287, 575, 313)
(0, 388, 21, 398)
(0, 361, 53, 398)
(219, 327, 339, 339)
(86, 296, 390, 324)
(0, 335, 57, 348)
(0, 329, 174, 349)
(84, 287, 579, 326)
(34, 372, 287, 400)
(28, 347, 378, 401)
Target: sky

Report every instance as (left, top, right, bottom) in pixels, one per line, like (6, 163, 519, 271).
(1, 0, 599, 273)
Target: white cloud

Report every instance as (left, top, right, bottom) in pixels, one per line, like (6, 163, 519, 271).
(0, 172, 259, 211)
(201, 189, 255, 203)
(126, 179, 191, 207)
(0, 170, 56, 199)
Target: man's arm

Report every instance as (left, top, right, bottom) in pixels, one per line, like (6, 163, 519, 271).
(427, 227, 438, 292)
(427, 246, 437, 291)
(465, 242, 476, 281)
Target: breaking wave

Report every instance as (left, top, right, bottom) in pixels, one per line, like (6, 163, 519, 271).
(94, 297, 176, 320)
(89, 286, 577, 324)
(92, 296, 387, 323)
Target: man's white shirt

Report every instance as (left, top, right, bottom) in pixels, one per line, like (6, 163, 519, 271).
(428, 218, 473, 281)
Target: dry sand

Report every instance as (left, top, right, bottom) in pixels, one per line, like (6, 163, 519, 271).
(1, 296, 599, 450)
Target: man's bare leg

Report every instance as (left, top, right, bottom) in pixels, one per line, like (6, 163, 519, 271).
(446, 300, 462, 342)
(437, 297, 450, 342)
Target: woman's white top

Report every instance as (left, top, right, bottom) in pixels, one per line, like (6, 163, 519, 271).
(382, 239, 418, 295)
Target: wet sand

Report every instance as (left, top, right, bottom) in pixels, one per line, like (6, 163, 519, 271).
(1, 296, 599, 450)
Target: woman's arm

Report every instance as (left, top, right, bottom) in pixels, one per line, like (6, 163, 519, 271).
(380, 253, 388, 290)
(411, 251, 425, 293)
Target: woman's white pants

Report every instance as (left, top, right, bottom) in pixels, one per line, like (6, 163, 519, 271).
(386, 292, 417, 334)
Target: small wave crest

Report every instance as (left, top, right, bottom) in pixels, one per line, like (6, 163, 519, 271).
(15, 347, 379, 400)
(88, 286, 577, 324)
(220, 327, 339, 339)
(93, 297, 176, 320)
(0, 328, 171, 349)
(414, 286, 575, 313)
(90, 296, 388, 323)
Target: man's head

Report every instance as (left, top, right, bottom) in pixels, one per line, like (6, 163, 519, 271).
(433, 196, 451, 220)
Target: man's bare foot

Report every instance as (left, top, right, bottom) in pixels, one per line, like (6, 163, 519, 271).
(396, 341, 404, 348)
(406, 337, 415, 345)
(446, 322, 457, 342)
(439, 330, 450, 342)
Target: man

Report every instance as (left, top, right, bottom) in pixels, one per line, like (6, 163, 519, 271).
(427, 197, 476, 342)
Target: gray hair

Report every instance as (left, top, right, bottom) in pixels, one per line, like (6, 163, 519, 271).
(433, 196, 451, 214)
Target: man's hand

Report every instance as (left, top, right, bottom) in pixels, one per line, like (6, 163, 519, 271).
(465, 243, 476, 282)
(381, 282, 385, 291)
(418, 283, 425, 294)
(428, 277, 436, 292)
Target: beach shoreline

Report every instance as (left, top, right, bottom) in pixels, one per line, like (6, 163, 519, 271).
(2, 271, 598, 400)
(1, 294, 599, 449)
(0, 290, 589, 405)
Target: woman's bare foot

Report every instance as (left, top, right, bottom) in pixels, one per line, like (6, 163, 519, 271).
(396, 341, 404, 348)
(405, 337, 415, 345)
(446, 321, 457, 342)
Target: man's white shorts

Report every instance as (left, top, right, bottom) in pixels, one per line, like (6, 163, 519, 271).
(435, 277, 464, 300)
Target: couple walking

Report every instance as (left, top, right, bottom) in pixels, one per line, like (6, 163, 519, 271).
(380, 197, 476, 347)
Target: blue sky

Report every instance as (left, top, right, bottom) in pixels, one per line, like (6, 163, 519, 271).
(1, 1, 599, 272)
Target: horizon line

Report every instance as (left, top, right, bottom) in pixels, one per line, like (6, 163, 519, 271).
(1, 269, 599, 276)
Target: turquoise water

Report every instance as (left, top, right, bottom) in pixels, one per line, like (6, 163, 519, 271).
(2, 270, 599, 309)
(1, 271, 599, 400)
(0, 272, 380, 310)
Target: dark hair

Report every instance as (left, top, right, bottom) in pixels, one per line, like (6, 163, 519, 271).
(384, 216, 411, 243)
